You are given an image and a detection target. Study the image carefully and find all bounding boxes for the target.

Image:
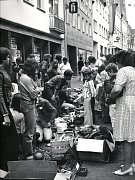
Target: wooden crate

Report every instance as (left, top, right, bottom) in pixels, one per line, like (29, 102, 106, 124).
(50, 140, 70, 160)
(5, 160, 57, 179)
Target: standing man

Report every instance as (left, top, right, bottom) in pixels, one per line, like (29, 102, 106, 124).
(78, 57, 84, 80)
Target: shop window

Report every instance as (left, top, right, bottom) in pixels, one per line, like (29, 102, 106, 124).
(10, 36, 23, 62)
(34, 41, 41, 63)
(87, 51, 92, 60)
(78, 49, 85, 61)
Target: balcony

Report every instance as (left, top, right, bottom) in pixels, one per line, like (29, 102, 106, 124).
(49, 14, 65, 34)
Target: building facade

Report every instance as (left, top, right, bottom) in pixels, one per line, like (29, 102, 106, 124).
(108, 0, 129, 54)
(92, 0, 110, 60)
(0, 0, 65, 62)
(64, 0, 93, 74)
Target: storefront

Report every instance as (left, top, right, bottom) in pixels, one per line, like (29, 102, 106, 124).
(0, 19, 63, 63)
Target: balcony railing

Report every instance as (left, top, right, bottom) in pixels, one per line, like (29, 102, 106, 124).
(49, 14, 65, 34)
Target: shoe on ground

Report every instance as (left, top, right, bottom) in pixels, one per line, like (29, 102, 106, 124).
(25, 155, 33, 160)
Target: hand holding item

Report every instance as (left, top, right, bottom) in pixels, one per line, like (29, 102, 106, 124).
(3, 114, 11, 126)
(51, 95, 55, 102)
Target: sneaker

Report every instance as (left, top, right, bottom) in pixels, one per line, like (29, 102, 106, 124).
(25, 155, 33, 160)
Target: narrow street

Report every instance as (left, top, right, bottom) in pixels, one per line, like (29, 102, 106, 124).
(71, 76, 135, 180)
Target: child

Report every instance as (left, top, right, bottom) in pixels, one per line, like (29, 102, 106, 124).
(104, 63, 118, 127)
(82, 68, 96, 126)
(81, 60, 90, 83)
(10, 93, 25, 135)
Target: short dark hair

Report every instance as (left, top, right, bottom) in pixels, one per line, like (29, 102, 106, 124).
(88, 56, 96, 64)
(28, 54, 35, 58)
(63, 57, 67, 62)
(98, 63, 105, 74)
(105, 63, 118, 73)
(11, 93, 21, 112)
(0, 47, 10, 64)
(113, 50, 134, 67)
(23, 59, 39, 78)
(64, 69, 73, 77)
(82, 67, 91, 75)
(43, 54, 52, 61)
(55, 54, 62, 61)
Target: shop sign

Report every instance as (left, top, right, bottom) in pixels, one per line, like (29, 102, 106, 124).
(69, 1, 78, 13)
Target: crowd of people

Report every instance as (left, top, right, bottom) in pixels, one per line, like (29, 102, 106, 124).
(0, 46, 135, 177)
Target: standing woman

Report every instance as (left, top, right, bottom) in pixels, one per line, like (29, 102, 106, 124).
(110, 51, 135, 175)
(19, 58, 39, 160)
(0, 47, 19, 171)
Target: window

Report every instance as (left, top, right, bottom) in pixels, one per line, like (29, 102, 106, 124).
(99, 24, 101, 36)
(77, 14, 80, 30)
(72, 14, 76, 27)
(102, 26, 103, 36)
(82, 17, 85, 32)
(94, 20, 97, 33)
(24, 0, 32, 3)
(23, 0, 33, 6)
(86, 0, 88, 6)
(89, 0, 91, 9)
(89, 23, 92, 36)
(49, 0, 59, 15)
(86, 20, 88, 35)
(99, 3, 102, 14)
(104, 28, 105, 37)
(96, 0, 98, 11)
(103, 7, 104, 17)
(37, 0, 44, 10)
(66, 9, 70, 24)
(106, 29, 108, 39)
(54, 0, 59, 16)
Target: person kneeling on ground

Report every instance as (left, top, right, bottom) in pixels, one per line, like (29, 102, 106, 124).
(36, 97, 57, 142)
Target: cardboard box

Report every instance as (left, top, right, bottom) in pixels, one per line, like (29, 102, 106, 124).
(5, 160, 57, 179)
(76, 138, 110, 162)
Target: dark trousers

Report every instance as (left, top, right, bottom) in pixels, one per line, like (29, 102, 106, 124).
(0, 111, 19, 171)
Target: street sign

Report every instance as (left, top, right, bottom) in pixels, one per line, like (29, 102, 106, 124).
(69, 1, 78, 13)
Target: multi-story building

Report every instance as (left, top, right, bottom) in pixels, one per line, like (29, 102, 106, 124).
(108, 0, 129, 53)
(0, 0, 65, 62)
(92, 0, 110, 59)
(127, 28, 135, 51)
(64, 0, 93, 74)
